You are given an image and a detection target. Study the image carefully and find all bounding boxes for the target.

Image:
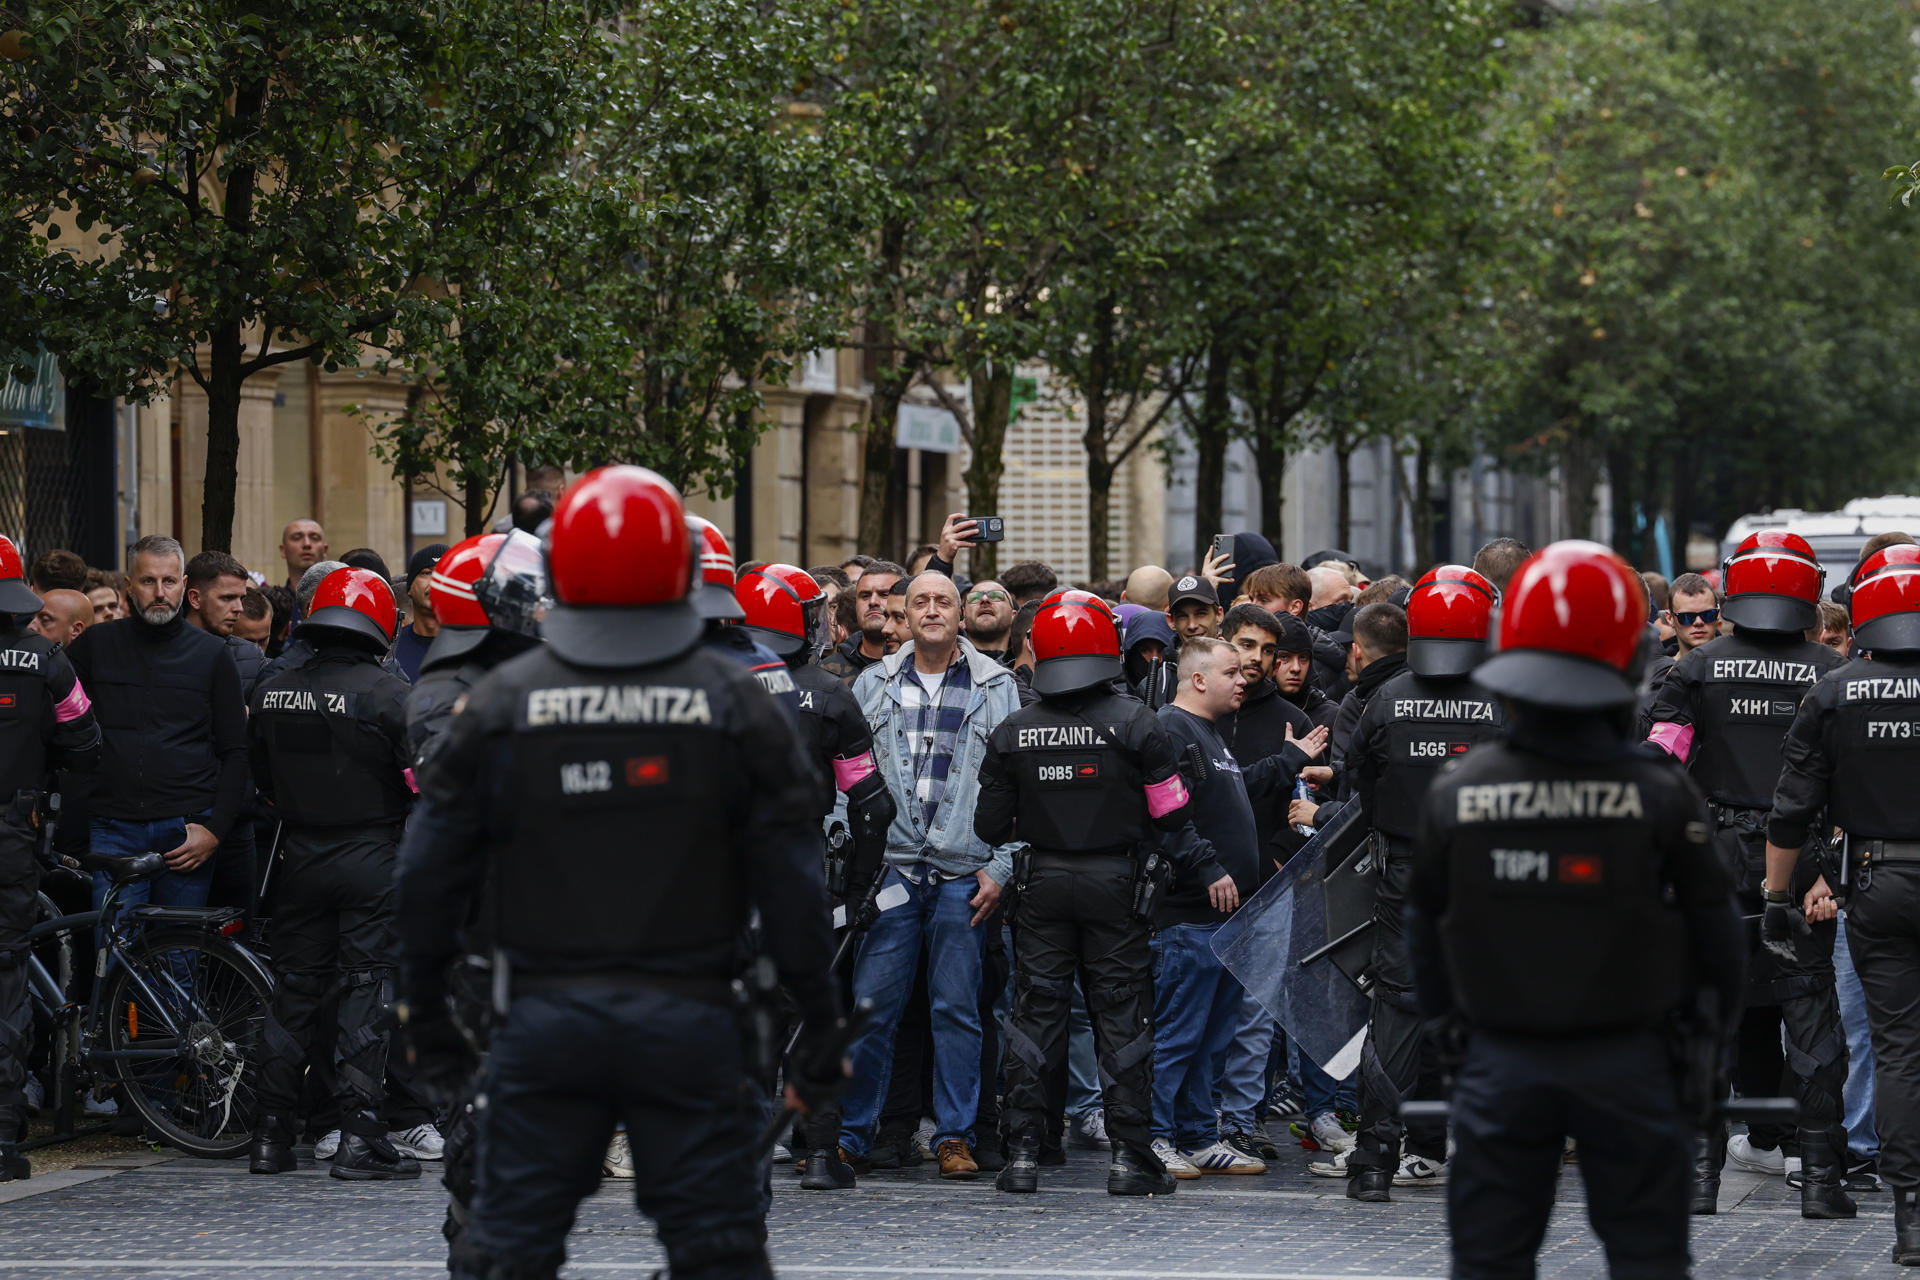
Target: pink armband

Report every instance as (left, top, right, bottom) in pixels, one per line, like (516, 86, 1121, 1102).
(1647, 721, 1694, 761)
(403, 767, 420, 794)
(833, 750, 878, 792)
(54, 680, 90, 724)
(1145, 773, 1190, 819)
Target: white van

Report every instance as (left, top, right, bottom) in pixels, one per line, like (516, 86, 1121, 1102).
(1719, 497, 1920, 597)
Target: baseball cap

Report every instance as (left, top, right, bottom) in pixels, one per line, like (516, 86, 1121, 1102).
(1168, 574, 1218, 611)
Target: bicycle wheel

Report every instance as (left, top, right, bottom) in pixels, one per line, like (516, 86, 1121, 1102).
(99, 927, 274, 1159)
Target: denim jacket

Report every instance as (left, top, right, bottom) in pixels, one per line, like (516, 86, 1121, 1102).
(852, 637, 1024, 886)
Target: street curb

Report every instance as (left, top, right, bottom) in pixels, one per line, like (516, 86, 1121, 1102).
(0, 1152, 173, 1205)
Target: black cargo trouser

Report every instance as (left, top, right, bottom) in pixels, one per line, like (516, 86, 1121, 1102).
(255, 825, 402, 1137)
(0, 820, 34, 1143)
(1450, 1029, 1689, 1280)
(1001, 854, 1156, 1165)
(1351, 837, 1447, 1175)
(1846, 863, 1920, 1193)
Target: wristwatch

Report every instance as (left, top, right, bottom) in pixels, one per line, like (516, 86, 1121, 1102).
(1762, 883, 1792, 905)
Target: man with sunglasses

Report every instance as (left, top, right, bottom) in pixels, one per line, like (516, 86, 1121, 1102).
(1668, 573, 1725, 655)
(1647, 532, 1851, 1219)
(963, 581, 1016, 664)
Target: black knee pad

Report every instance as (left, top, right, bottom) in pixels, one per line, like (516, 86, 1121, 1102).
(667, 1223, 770, 1280)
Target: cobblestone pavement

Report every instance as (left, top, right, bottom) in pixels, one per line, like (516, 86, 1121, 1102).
(0, 1140, 1901, 1279)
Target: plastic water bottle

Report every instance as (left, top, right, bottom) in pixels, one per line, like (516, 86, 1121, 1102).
(1292, 776, 1317, 838)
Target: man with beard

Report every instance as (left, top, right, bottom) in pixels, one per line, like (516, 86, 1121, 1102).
(819, 561, 904, 684)
(963, 581, 1016, 663)
(66, 535, 249, 915)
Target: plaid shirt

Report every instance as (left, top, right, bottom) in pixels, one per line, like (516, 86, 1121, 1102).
(898, 654, 974, 829)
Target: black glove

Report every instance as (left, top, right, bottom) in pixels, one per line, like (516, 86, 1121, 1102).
(788, 1015, 853, 1114)
(1761, 900, 1810, 964)
(396, 1001, 480, 1106)
(846, 777, 895, 892)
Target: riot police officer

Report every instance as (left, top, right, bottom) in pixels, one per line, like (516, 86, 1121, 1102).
(975, 589, 1195, 1197)
(1765, 543, 1920, 1263)
(1645, 530, 1849, 1217)
(395, 466, 841, 1280)
(1343, 565, 1504, 1202)
(407, 530, 547, 764)
(0, 536, 98, 1181)
(1409, 541, 1743, 1278)
(737, 562, 896, 1191)
(689, 517, 802, 719)
(248, 567, 418, 1181)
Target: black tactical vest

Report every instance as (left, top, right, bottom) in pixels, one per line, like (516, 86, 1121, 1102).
(1826, 658, 1920, 840)
(492, 654, 746, 962)
(0, 630, 57, 793)
(1369, 671, 1503, 839)
(254, 657, 411, 827)
(995, 693, 1155, 854)
(1434, 745, 1688, 1034)
(1686, 634, 1837, 809)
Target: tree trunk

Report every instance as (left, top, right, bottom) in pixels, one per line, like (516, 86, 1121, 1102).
(1191, 335, 1234, 570)
(1670, 435, 1696, 572)
(964, 362, 1014, 580)
(857, 375, 905, 556)
(1413, 436, 1434, 570)
(1251, 430, 1286, 560)
(1335, 430, 1353, 551)
(1606, 441, 1637, 564)
(1083, 294, 1116, 582)
(464, 465, 491, 536)
(1561, 430, 1600, 542)
(200, 319, 243, 553)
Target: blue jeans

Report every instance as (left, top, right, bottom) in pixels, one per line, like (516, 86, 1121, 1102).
(1065, 982, 1102, 1118)
(1297, 1042, 1356, 1118)
(1835, 911, 1879, 1161)
(89, 816, 216, 915)
(1215, 986, 1279, 1132)
(1151, 922, 1243, 1148)
(839, 868, 990, 1155)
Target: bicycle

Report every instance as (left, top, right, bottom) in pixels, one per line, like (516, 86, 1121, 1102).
(27, 849, 275, 1159)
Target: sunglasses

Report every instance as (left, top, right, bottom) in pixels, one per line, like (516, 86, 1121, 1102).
(966, 589, 1009, 603)
(1671, 608, 1720, 626)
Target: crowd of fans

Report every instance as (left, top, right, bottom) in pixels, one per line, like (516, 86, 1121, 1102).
(19, 496, 1885, 1202)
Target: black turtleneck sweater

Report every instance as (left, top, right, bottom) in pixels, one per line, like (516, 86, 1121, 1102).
(66, 613, 250, 839)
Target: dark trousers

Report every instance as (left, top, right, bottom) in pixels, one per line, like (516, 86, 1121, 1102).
(976, 921, 1008, 1151)
(1449, 1029, 1689, 1280)
(1001, 857, 1155, 1161)
(256, 827, 400, 1137)
(1846, 864, 1920, 1192)
(457, 987, 769, 1280)
(0, 820, 33, 1142)
(1352, 840, 1446, 1173)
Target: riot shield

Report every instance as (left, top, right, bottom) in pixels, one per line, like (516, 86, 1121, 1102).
(1212, 799, 1373, 1078)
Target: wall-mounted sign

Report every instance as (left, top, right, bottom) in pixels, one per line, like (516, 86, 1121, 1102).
(411, 499, 448, 537)
(0, 347, 65, 430)
(895, 402, 961, 454)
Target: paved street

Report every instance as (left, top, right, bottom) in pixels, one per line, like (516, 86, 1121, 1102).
(0, 1140, 1900, 1279)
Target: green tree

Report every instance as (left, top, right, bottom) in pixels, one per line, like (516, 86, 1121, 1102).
(0, 0, 606, 551)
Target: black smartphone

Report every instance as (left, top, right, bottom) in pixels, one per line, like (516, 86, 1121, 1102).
(965, 516, 1005, 543)
(1211, 533, 1234, 563)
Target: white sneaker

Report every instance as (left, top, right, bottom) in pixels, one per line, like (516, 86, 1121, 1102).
(1395, 1153, 1448, 1186)
(388, 1124, 445, 1161)
(1310, 1111, 1356, 1155)
(313, 1130, 342, 1160)
(1069, 1109, 1110, 1149)
(1183, 1139, 1266, 1174)
(771, 1143, 793, 1164)
(1785, 1153, 1803, 1189)
(22, 1075, 44, 1112)
(82, 1092, 118, 1117)
(913, 1118, 937, 1162)
(1152, 1138, 1201, 1180)
(1727, 1132, 1785, 1176)
(603, 1132, 635, 1179)
(1308, 1147, 1351, 1178)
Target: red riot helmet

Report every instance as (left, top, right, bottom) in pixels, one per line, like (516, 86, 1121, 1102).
(425, 532, 507, 665)
(1850, 545, 1920, 654)
(303, 567, 398, 651)
(1720, 530, 1824, 635)
(0, 535, 40, 614)
(543, 465, 701, 667)
(738, 563, 832, 661)
(1030, 589, 1123, 696)
(686, 515, 745, 621)
(1473, 541, 1648, 710)
(1406, 564, 1497, 678)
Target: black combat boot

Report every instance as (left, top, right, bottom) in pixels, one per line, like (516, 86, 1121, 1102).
(0, 1142, 29, 1182)
(995, 1138, 1040, 1193)
(331, 1120, 422, 1182)
(1108, 1142, 1176, 1197)
(799, 1147, 857, 1190)
(1347, 1166, 1393, 1203)
(1689, 1124, 1726, 1215)
(1894, 1187, 1920, 1265)
(248, 1114, 297, 1174)
(1797, 1126, 1857, 1220)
